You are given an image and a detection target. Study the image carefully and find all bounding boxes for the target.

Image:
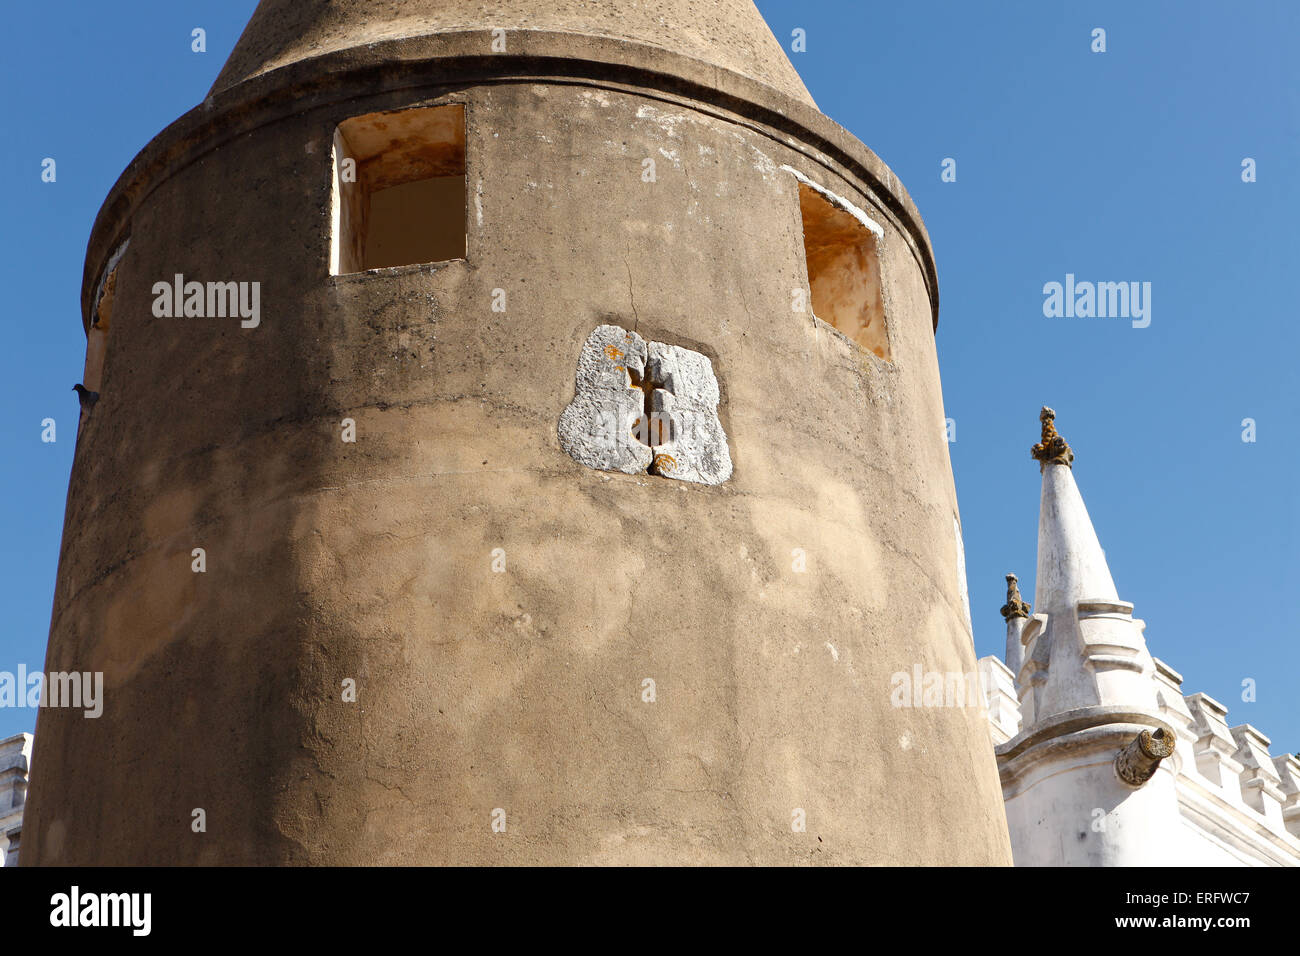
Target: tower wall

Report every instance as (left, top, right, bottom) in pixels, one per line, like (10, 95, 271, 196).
(22, 24, 1011, 865)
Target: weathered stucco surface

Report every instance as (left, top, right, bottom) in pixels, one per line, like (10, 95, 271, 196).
(210, 0, 819, 107)
(23, 5, 1011, 866)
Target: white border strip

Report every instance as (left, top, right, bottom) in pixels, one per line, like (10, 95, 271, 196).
(780, 164, 884, 239)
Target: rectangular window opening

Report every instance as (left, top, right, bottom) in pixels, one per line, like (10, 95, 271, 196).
(332, 104, 466, 274)
(796, 181, 891, 362)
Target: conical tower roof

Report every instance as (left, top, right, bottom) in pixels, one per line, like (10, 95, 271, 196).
(1031, 407, 1119, 615)
(211, 0, 816, 106)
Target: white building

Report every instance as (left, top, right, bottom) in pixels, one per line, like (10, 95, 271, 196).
(980, 408, 1300, 866)
(0, 733, 32, 866)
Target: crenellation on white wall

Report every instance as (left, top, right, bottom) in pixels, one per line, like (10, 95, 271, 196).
(1273, 753, 1300, 839)
(1185, 693, 1247, 798)
(1230, 725, 1287, 827)
(978, 656, 1021, 745)
(1151, 657, 1197, 776)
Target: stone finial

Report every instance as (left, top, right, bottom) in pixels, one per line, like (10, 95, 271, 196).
(1000, 573, 1030, 620)
(1115, 727, 1176, 786)
(1031, 406, 1074, 471)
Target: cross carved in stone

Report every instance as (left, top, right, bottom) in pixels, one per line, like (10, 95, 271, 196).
(628, 364, 674, 447)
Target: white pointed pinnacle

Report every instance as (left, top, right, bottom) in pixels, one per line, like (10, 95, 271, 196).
(1032, 408, 1118, 616)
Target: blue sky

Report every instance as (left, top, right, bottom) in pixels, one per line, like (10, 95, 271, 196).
(1, 1, 1295, 755)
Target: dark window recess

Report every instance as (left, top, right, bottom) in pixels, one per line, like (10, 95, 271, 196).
(332, 104, 467, 274)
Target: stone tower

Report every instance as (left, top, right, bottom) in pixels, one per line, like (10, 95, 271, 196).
(22, 0, 1011, 864)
